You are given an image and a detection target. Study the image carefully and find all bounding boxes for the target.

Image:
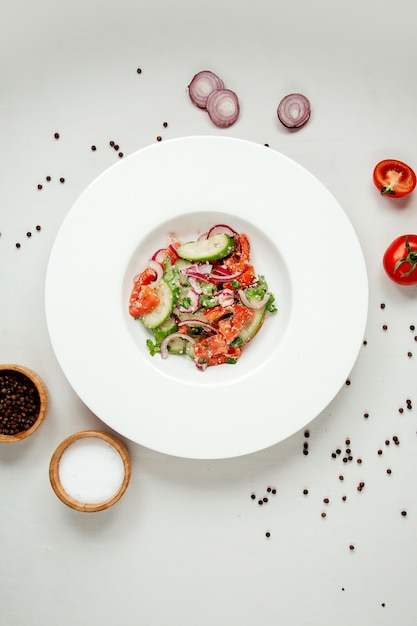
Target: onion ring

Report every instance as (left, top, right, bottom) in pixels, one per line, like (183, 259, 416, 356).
(188, 71, 225, 109)
(160, 333, 196, 359)
(238, 289, 271, 310)
(277, 93, 311, 128)
(206, 89, 240, 128)
(207, 224, 239, 238)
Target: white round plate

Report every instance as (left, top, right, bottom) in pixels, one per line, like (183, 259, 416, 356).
(45, 136, 368, 459)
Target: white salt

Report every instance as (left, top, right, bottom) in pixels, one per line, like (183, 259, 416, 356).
(58, 437, 125, 504)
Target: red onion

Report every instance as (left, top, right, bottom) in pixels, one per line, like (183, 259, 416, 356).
(206, 89, 240, 128)
(147, 259, 163, 283)
(160, 333, 196, 359)
(238, 289, 271, 310)
(277, 93, 311, 128)
(168, 243, 179, 261)
(188, 71, 225, 109)
(207, 224, 239, 238)
(178, 319, 217, 333)
(217, 289, 235, 307)
(188, 276, 203, 294)
(152, 248, 168, 264)
(209, 269, 243, 282)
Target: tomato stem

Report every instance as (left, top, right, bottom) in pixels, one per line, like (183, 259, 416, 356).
(394, 236, 417, 276)
(381, 185, 395, 196)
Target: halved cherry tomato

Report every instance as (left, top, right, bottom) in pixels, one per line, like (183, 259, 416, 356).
(383, 235, 417, 285)
(373, 159, 416, 198)
(129, 268, 160, 317)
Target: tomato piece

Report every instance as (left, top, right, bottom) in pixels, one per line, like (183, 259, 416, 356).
(134, 267, 158, 286)
(129, 269, 160, 317)
(218, 304, 254, 343)
(383, 235, 417, 285)
(194, 334, 242, 367)
(224, 233, 250, 271)
(373, 159, 416, 198)
(203, 305, 233, 323)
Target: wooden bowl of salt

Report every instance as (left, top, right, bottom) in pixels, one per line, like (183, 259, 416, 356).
(49, 430, 131, 512)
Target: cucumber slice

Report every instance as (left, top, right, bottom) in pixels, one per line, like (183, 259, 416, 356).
(234, 305, 267, 345)
(152, 316, 178, 343)
(176, 233, 236, 262)
(141, 280, 175, 329)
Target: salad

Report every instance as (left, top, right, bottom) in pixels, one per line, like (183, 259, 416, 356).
(129, 224, 277, 370)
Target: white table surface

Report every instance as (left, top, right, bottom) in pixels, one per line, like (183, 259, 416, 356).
(2, 1, 417, 624)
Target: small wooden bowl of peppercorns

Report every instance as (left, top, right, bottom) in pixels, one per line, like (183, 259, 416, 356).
(0, 364, 48, 442)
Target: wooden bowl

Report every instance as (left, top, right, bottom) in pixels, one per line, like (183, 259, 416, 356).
(49, 430, 131, 512)
(0, 364, 48, 442)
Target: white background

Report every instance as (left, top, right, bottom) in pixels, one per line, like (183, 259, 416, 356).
(1, 0, 417, 624)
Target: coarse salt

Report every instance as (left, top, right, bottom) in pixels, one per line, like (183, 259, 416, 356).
(58, 437, 125, 504)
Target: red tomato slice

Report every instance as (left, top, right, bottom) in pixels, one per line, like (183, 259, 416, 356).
(129, 280, 160, 317)
(383, 234, 417, 285)
(373, 159, 416, 198)
(193, 334, 242, 367)
(217, 304, 254, 343)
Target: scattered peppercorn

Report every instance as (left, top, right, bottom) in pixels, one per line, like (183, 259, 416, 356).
(109, 140, 115, 147)
(266, 487, 271, 493)
(37, 184, 43, 190)
(349, 545, 355, 551)
(118, 152, 124, 158)
(36, 225, 41, 232)
(339, 475, 344, 481)
(136, 68, 142, 74)
(357, 458, 362, 464)
(271, 489, 276, 495)
(363, 340, 368, 345)
(114, 144, 119, 151)
(321, 512, 326, 518)
(15, 243, 20, 249)
(323, 498, 329, 504)
(401, 510, 407, 517)
(408, 352, 413, 358)
(26, 232, 31, 238)
(364, 413, 369, 418)
(163, 122, 168, 128)
(303, 489, 308, 495)
(258, 500, 263, 506)
(46, 176, 51, 182)
(382, 325, 388, 331)
(387, 469, 392, 475)
(250, 493, 256, 500)
(304, 430, 310, 438)
(156, 136, 162, 142)
(378, 449, 383, 455)
(410, 325, 415, 331)
(265, 531, 270, 538)
(399, 407, 404, 414)
(59, 177, 65, 183)
(54, 132, 60, 139)
(346, 379, 351, 385)
(263, 497, 268, 503)
(91, 145, 97, 151)
(342, 496, 347, 501)
(380, 303, 385, 309)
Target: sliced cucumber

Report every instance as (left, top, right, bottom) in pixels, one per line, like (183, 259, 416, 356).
(152, 316, 178, 343)
(141, 280, 175, 329)
(176, 233, 236, 262)
(234, 305, 267, 346)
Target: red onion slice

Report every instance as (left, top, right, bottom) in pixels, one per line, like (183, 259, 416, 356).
(152, 248, 168, 264)
(147, 259, 163, 283)
(238, 289, 271, 310)
(160, 333, 196, 359)
(178, 320, 217, 333)
(188, 71, 225, 109)
(209, 269, 243, 282)
(207, 224, 239, 238)
(206, 89, 240, 128)
(277, 93, 311, 128)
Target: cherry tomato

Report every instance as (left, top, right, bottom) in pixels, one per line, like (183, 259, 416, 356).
(383, 235, 417, 285)
(373, 159, 416, 198)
